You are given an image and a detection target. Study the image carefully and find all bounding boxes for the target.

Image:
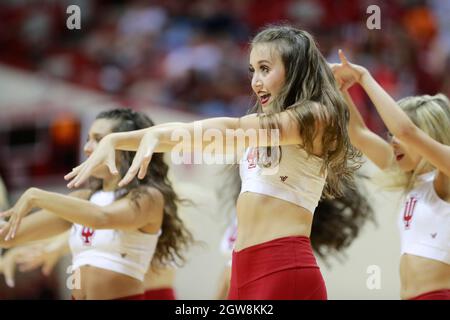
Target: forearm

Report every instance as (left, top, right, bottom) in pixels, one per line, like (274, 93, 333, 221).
(108, 128, 147, 151)
(30, 188, 105, 229)
(157, 117, 240, 149)
(360, 72, 416, 138)
(0, 210, 71, 248)
(112, 118, 241, 152)
(342, 87, 394, 169)
(110, 123, 185, 151)
(342, 90, 369, 145)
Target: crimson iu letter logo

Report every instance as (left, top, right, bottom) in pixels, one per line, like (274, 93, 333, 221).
(81, 226, 95, 245)
(403, 197, 417, 229)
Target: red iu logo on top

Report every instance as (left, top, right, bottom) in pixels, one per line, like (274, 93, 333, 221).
(403, 197, 418, 230)
(81, 226, 95, 245)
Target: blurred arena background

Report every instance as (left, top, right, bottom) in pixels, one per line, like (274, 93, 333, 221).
(0, 0, 449, 299)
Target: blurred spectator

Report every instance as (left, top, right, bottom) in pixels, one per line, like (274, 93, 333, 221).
(0, 0, 449, 131)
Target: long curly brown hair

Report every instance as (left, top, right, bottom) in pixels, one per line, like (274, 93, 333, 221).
(223, 25, 374, 265)
(250, 25, 362, 198)
(310, 176, 375, 266)
(90, 108, 194, 267)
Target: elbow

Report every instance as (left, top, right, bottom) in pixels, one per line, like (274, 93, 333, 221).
(395, 124, 417, 142)
(91, 210, 110, 229)
(348, 128, 367, 149)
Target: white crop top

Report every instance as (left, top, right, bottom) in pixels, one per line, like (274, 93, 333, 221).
(69, 190, 160, 281)
(397, 171, 450, 264)
(239, 145, 326, 213)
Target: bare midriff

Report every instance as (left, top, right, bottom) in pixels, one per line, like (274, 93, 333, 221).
(399, 254, 450, 300)
(143, 266, 176, 290)
(71, 265, 144, 300)
(235, 192, 313, 251)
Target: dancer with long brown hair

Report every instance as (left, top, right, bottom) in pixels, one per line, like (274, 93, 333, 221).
(0, 109, 193, 299)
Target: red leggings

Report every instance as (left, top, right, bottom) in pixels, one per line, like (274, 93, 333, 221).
(144, 288, 177, 300)
(409, 289, 450, 300)
(228, 236, 327, 300)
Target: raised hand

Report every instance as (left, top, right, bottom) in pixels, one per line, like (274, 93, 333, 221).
(330, 49, 368, 91)
(64, 135, 119, 189)
(118, 131, 160, 187)
(0, 188, 37, 241)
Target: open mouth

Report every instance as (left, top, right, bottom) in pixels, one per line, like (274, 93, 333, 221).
(396, 154, 404, 161)
(259, 93, 271, 105)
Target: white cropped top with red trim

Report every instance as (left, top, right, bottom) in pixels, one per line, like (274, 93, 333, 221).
(69, 190, 160, 281)
(397, 171, 450, 264)
(239, 145, 326, 214)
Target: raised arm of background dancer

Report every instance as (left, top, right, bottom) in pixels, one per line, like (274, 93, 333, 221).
(0, 189, 90, 245)
(341, 89, 394, 170)
(66, 110, 312, 188)
(352, 61, 450, 178)
(0, 186, 162, 242)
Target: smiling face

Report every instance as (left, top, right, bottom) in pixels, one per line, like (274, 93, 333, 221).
(249, 43, 286, 112)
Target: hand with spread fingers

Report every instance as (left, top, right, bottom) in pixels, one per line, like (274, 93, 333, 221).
(329, 49, 369, 91)
(118, 131, 160, 188)
(65, 129, 161, 189)
(64, 135, 119, 189)
(0, 245, 35, 288)
(15, 242, 62, 276)
(0, 188, 38, 242)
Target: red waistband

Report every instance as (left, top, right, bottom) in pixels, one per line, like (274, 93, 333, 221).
(231, 236, 319, 287)
(409, 289, 450, 300)
(144, 288, 176, 300)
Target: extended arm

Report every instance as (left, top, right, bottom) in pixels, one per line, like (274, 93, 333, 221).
(342, 89, 394, 169)
(66, 109, 312, 188)
(0, 190, 90, 247)
(1, 187, 162, 243)
(359, 71, 450, 177)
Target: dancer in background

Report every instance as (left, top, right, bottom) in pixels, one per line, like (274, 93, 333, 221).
(0, 109, 193, 299)
(331, 50, 450, 300)
(0, 232, 179, 300)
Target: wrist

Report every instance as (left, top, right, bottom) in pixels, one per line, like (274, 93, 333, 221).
(105, 132, 120, 147)
(358, 68, 371, 86)
(146, 128, 163, 146)
(27, 187, 41, 207)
